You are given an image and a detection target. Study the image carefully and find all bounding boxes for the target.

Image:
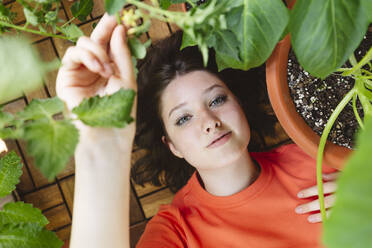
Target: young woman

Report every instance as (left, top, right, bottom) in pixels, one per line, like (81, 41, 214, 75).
(56, 14, 339, 248)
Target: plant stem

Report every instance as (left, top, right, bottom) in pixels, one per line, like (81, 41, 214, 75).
(316, 89, 355, 222)
(186, 0, 195, 8)
(344, 46, 372, 76)
(61, 17, 76, 28)
(352, 92, 364, 129)
(126, 0, 181, 22)
(0, 20, 70, 40)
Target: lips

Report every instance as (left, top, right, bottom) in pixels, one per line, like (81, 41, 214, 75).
(208, 131, 231, 147)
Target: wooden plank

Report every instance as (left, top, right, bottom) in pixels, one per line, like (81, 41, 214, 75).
(59, 176, 74, 212)
(130, 186, 145, 225)
(23, 184, 63, 210)
(132, 181, 165, 198)
(55, 225, 72, 242)
(91, 0, 105, 18)
(33, 38, 60, 98)
(130, 220, 148, 248)
(167, 4, 184, 33)
(4, 140, 35, 194)
(143, 0, 171, 42)
(139, 188, 174, 218)
(1, 98, 26, 114)
(43, 204, 71, 230)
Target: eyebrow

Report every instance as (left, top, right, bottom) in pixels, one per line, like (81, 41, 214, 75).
(168, 84, 223, 118)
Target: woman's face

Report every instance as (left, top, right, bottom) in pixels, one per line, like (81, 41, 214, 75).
(160, 70, 251, 170)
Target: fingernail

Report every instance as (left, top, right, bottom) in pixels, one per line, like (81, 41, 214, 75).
(308, 215, 318, 223)
(295, 206, 303, 214)
(90, 59, 101, 71)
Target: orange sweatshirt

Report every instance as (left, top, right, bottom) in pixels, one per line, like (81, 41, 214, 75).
(137, 144, 337, 247)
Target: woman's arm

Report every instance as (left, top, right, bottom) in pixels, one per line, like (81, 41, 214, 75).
(56, 13, 137, 248)
(70, 127, 134, 248)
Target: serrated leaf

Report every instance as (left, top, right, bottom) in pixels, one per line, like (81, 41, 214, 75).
(105, 0, 127, 15)
(225, 0, 289, 70)
(0, 202, 48, 227)
(71, 0, 93, 22)
(0, 223, 63, 248)
(60, 24, 84, 42)
(23, 8, 38, 26)
(0, 37, 46, 104)
(289, 0, 370, 78)
(17, 97, 64, 121)
(23, 120, 79, 181)
(72, 89, 135, 128)
(323, 118, 372, 248)
(0, 151, 22, 198)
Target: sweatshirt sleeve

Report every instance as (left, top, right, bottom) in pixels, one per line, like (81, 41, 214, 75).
(136, 205, 187, 248)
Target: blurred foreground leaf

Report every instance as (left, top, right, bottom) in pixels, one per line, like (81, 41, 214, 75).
(0, 37, 46, 104)
(323, 118, 372, 248)
(23, 120, 79, 181)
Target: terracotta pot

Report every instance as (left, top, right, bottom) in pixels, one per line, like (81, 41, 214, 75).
(265, 35, 352, 170)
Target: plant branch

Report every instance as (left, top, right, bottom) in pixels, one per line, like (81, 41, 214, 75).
(0, 20, 70, 40)
(344, 46, 372, 76)
(61, 17, 76, 28)
(316, 88, 355, 222)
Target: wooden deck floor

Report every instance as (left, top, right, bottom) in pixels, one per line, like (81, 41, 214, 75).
(1, 1, 291, 247)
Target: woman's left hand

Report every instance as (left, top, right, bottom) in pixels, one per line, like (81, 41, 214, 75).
(295, 172, 340, 223)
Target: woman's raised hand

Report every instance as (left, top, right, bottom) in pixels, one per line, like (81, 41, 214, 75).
(56, 13, 136, 112)
(295, 172, 339, 223)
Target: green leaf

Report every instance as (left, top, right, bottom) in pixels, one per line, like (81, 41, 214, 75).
(105, 0, 127, 15)
(209, 29, 241, 71)
(225, 0, 289, 70)
(361, 0, 372, 21)
(0, 36, 46, 104)
(17, 97, 64, 121)
(0, 223, 63, 248)
(0, 202, 48, 227)
(72, 88, 135, 128)
(0, 151, 22, 198)
(128, 37, 150, 60)
(159, 0, 172, 10)
(71, 0, 94, 22)
(23, 8, 38, 26)
(180, 32, 197, 50)
(0, 110, 14, 129)
(23, 120, 79, 181)
(323, 118, 372, 248)
(289, 0, 370, 78)
(60, 24, 84, 42)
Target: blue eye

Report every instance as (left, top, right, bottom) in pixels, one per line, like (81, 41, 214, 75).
(210, 94, 227, 107)
(176, 115, 191, 126)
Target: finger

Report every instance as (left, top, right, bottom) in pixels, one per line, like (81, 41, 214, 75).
(61, 46, 109, 79)
(295, 195, 336, 214)
(307, 210, 331, 223)
(297, 181, 337, 198)
(90, 13, 118, 50)
(76, 36, 113, 76)
(110, 25, 136, 89)
(322, 172, 340, 181)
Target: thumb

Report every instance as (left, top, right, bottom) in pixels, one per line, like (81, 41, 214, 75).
(110, 25, 137, 90)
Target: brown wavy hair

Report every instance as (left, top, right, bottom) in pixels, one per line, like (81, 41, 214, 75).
(132, 30, 277, 193)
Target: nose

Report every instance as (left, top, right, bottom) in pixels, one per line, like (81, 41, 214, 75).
(201, 110, 221, 134)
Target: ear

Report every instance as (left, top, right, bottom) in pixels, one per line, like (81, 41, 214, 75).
(161, 135, 184, 159)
